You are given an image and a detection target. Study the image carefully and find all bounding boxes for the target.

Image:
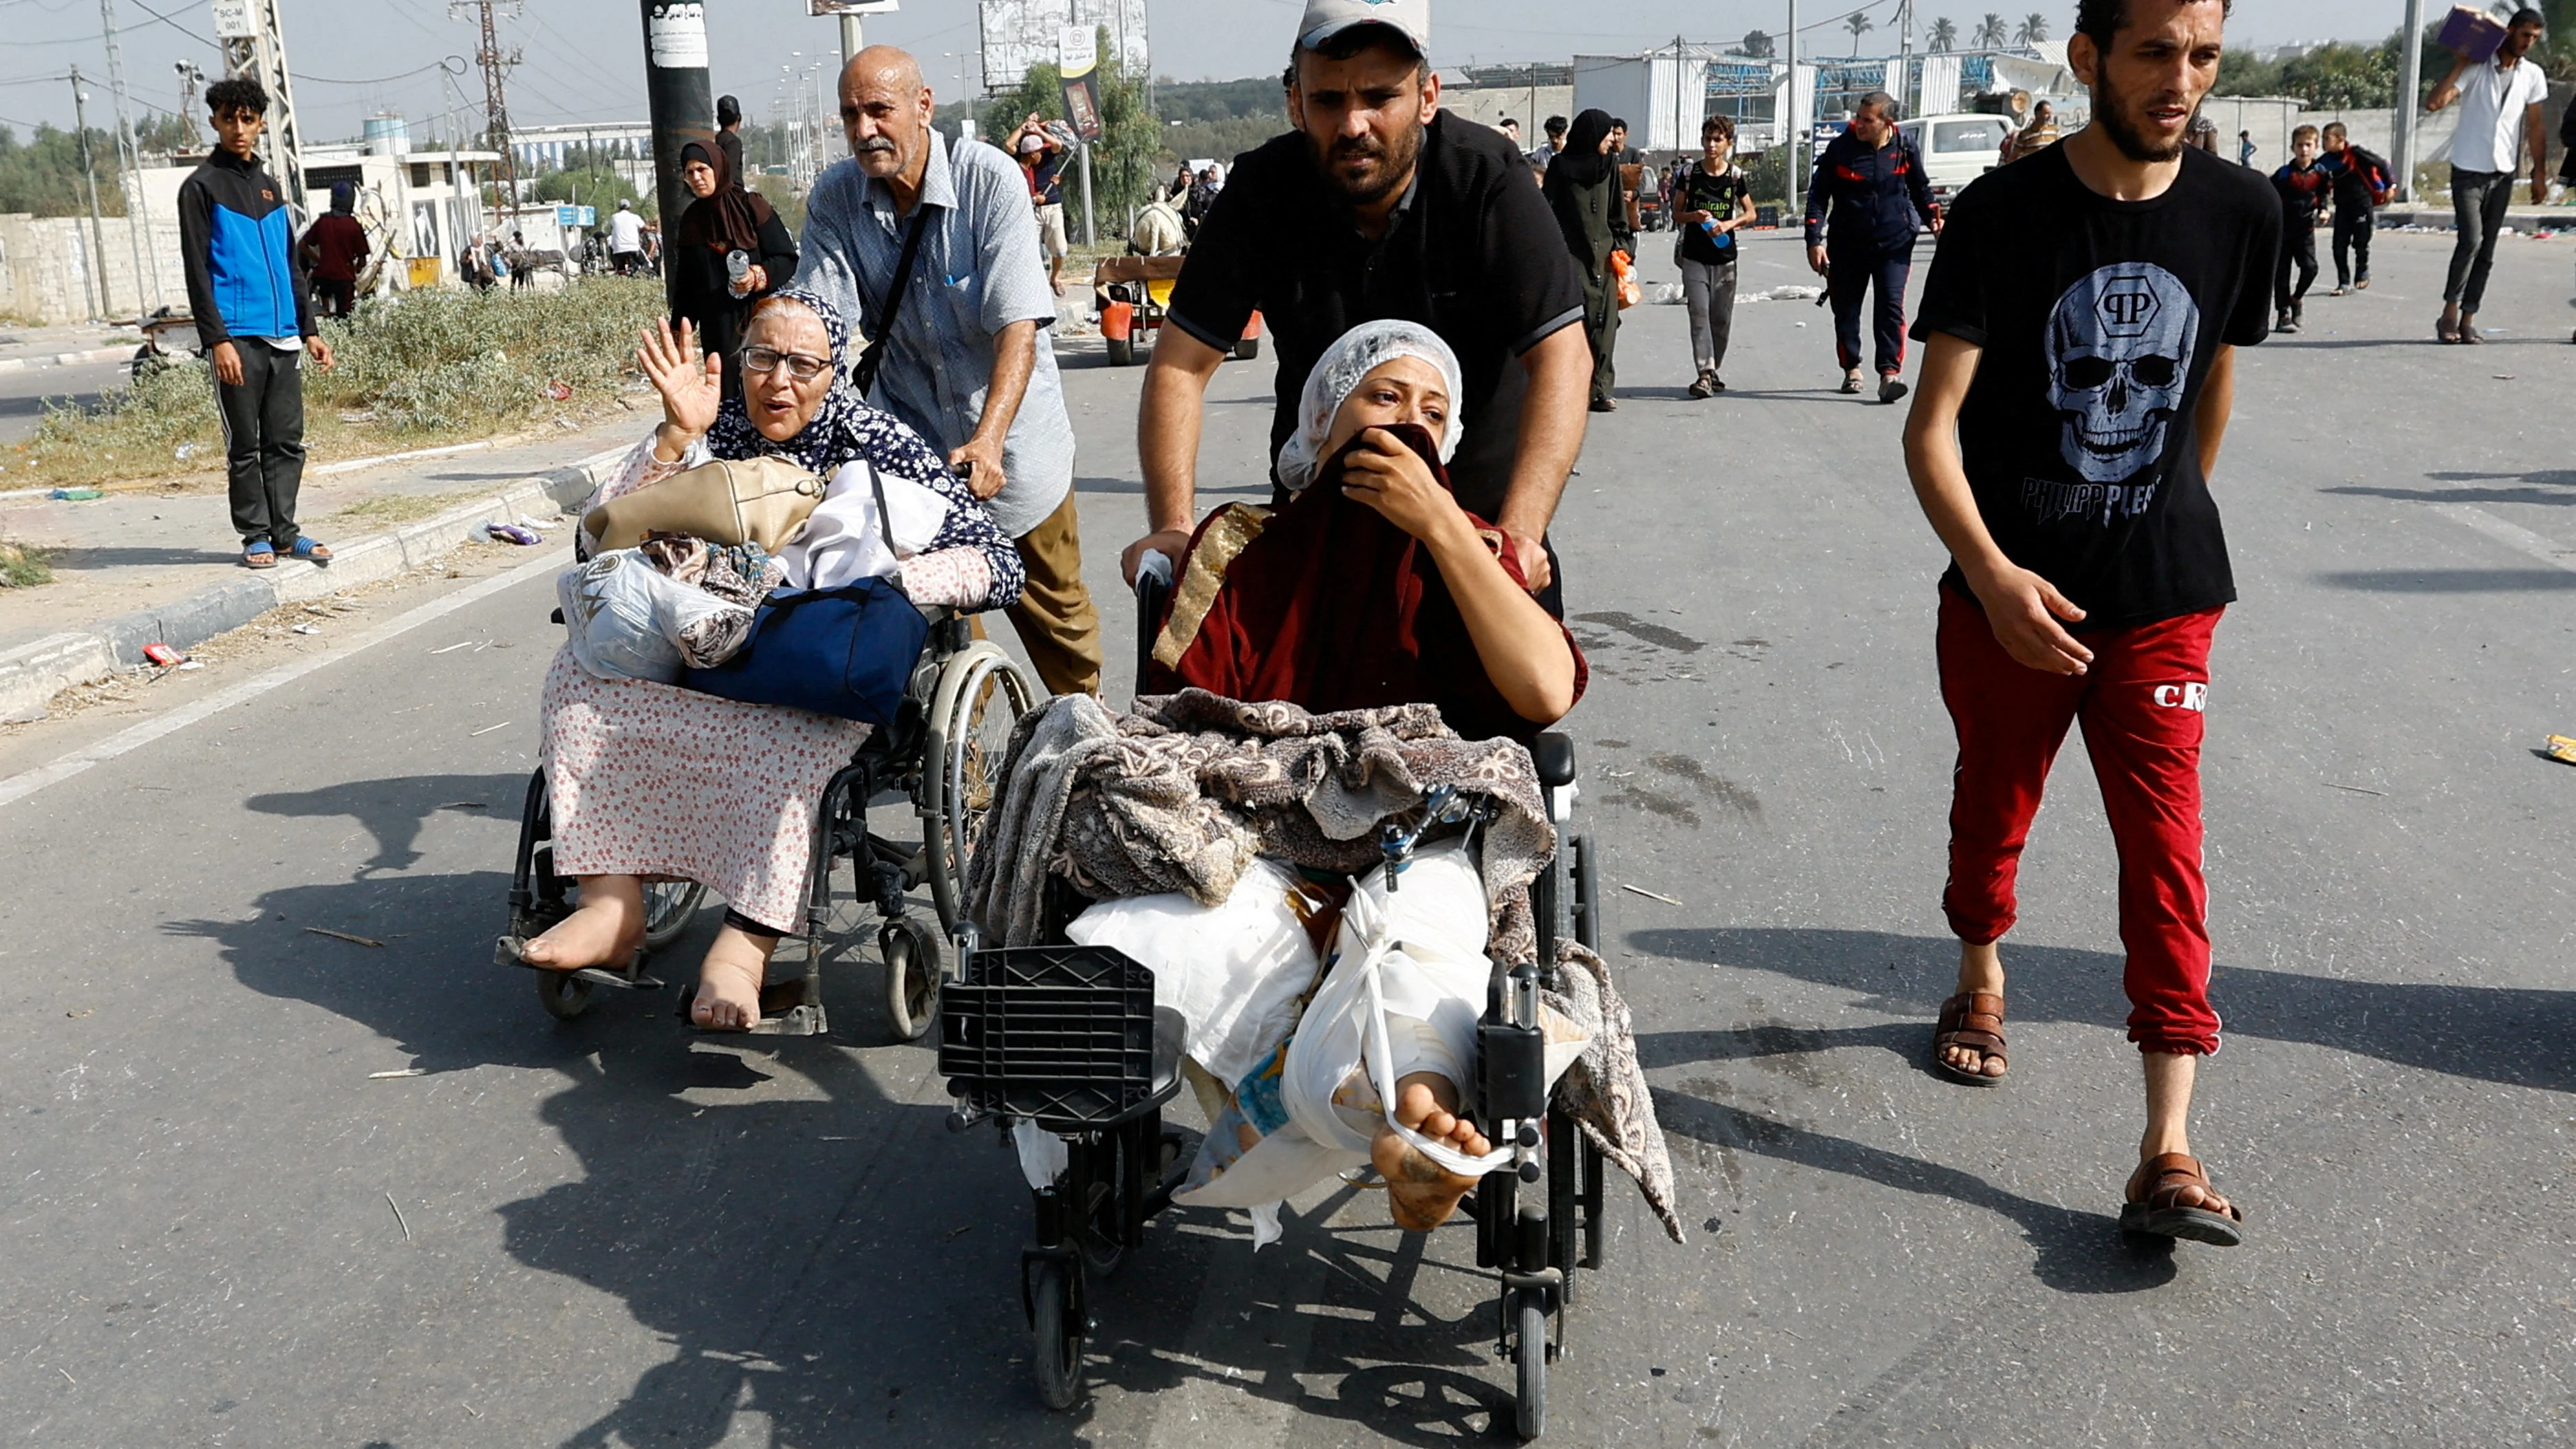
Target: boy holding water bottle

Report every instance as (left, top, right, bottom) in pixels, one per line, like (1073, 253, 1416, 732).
(1674, 114, 1752, 398)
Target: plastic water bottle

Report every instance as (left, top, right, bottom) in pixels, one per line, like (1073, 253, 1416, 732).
(726, 249, 752, 298)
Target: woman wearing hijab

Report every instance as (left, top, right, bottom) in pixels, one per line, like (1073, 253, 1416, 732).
(672, 139, 797, 396)
(1150, 319, 1584, 744)
(1541, 109, 1622, 412)
(512, 288, 1022, 1031)
(1137, 320, 1585, 1232)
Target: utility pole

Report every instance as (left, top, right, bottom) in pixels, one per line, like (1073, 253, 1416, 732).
(215, 0, 310, 224)
(639, 0, 714, 317)
(2392, 0, 2424, 202)
(100, 0, 160, 313)
(454, 0, 522, 217)
(68, 68, 111, 319)
(1785, 0, 1801, 205)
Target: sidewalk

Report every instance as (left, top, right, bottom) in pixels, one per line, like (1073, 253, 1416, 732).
(0, 322, 140, 374)
(0, 416, 645, 720)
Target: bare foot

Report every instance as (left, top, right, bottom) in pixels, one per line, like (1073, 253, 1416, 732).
(689, 925, 778, 1031)
(517, 875, 645, 971)
(1370, 1073, 1491, 1232)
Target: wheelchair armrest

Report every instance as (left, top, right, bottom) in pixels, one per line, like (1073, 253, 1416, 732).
(549, 608, 564, 625)
(1531, 731, 1576, 789)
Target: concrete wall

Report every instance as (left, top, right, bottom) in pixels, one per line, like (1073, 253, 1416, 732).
(1439, 83, 1576, 140)
(0, 210, 190, 326)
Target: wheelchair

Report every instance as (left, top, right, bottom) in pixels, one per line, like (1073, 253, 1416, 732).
(934, 568, 1607, 1440)
(501, 607, 1036, 1040)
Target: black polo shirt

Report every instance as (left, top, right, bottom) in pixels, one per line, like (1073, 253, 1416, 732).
(1166, 111, 1586, 521)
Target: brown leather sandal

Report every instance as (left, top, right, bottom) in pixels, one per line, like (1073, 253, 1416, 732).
(1931, 990, 2008, 1086)
(2121, 1152, 2244, 1247)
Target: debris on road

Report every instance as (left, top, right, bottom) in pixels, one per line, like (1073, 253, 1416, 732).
(65, 1009, 93, 1019)
(368, 1068, 427, 1080)
(484, 522, 543, 546)
(47, 487, 103, 501)
(2324, 782, 2388, 796)
(291, 623, 321, 636)
(2545, 734, 2576, 766)
(304, 926, 385, 948)
(469, 721, 512, 737)
(429, 641, 476, 654)
(142, 643, 186, 667)
(1622, 883, 1683, 905)
(385, 1192, 411, 1242)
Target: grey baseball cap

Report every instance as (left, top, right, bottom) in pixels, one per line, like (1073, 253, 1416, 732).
(1296, 0, 1428, 56)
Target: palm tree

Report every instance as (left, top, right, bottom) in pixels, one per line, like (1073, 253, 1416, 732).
(1929, 16, 1959, 51)
(2015, 12, 2050, 44)
(1739, 28, 1776, 58)
(1846, 11, 1875, 55)
(1973, 12, 2010, 47)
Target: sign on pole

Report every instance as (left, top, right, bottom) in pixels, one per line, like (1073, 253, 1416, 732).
(209, 0, 253, 39)
(1058, 24, 1099, 244)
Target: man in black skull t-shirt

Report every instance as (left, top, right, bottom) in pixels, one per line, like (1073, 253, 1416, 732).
(1901, 0, 2277, 1250)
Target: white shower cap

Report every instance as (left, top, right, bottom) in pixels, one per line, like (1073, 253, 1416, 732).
(1273, 320, 1466, 493)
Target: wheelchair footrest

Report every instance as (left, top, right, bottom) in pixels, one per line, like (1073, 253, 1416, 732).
(495, 936, 666, 990)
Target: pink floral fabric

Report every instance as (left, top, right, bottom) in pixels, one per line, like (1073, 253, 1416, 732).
(542, 649, 865, 933)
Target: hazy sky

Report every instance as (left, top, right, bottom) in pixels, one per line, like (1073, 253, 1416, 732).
(0, 0, 2406, 142)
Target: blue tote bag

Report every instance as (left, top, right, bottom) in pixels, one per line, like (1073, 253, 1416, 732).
(681, 577, 929, 725)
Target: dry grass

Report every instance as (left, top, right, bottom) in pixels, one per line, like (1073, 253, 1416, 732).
(327, 489, 494, 526)
(4, 277, 667, 493)
(0, 539, 52, 588)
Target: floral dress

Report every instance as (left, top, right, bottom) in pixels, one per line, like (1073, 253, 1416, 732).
(539, 433, 1016, 932)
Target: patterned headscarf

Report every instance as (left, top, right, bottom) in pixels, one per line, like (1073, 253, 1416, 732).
(1274, 319, 1466, 493)
(702, 286, 956, 485)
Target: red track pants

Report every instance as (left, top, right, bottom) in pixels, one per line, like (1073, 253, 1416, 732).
(1937, 586, 2224, 1056)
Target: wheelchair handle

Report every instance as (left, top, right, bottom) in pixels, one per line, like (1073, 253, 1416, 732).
(1133, 551, 1174, 692)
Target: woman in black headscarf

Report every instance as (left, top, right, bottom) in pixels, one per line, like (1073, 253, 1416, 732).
(1542, 109, 1621, 411)
(672, 138, 797, 395)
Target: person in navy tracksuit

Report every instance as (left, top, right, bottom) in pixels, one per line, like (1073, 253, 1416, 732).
(1803, 90, 1940, 404)
(179, 76, 335, 570)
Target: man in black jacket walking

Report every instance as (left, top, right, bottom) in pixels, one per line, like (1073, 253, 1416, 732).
(179, 77, 335, 569)
(1804, 91, 1940, 403)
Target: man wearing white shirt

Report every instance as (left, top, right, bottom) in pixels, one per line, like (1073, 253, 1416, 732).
(2427, 8, 2550, 344)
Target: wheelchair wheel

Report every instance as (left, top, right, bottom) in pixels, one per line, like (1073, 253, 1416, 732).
(880, 918, 938, 1042)
(923, 648, 1038, 932)
(1029, 1256, 1086, 1410)
(1511, 1286, 1548, 1441)
(641, 881, 707, 951)
(534, 969, 595, 1021)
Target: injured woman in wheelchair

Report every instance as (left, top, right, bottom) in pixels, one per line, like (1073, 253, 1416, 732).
(508, 287, 1021, 1029)
(968, 320, 1678, 1245)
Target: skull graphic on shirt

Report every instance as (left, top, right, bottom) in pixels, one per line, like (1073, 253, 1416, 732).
(2044, 262, 2198, 485)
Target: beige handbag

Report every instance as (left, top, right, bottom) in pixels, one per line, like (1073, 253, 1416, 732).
(582, 455, 827, 552)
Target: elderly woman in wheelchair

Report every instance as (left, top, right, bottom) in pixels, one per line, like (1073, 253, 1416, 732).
(506, 288, 1022, 1030)
(1145, 319, 1585, 1229)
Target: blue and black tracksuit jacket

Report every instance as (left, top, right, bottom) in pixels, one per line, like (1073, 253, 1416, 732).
(1803, 131, 1939, 255)
(179, 148, 314, 350)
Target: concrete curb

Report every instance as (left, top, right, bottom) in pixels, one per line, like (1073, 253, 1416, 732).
(0, 345, 135, 375)
(0, 443, 627, 721)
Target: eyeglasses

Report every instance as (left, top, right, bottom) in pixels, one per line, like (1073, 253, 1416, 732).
(741, 346, 833, 382)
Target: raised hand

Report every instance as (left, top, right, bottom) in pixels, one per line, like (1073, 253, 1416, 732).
(637, 317, 723, 446)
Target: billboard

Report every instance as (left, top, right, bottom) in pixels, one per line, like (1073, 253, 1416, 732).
(978, 0, 1147, 93)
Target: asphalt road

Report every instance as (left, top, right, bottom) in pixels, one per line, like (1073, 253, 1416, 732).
(2, 223, 2573, 1448)
(0, 359, 129, 447)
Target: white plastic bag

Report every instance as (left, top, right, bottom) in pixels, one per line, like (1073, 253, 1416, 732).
(557, 548, 749, 684)
(1065, 857, 1324, 1086)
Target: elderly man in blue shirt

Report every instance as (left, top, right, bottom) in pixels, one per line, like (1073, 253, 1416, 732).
(798, 45, 1101, 696)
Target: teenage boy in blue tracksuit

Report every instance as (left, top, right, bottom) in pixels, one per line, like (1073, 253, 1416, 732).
(1804, 90, 1941, 405)
(179, 76, 336, 570)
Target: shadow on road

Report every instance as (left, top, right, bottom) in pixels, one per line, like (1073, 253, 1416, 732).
(1648, 1088, 2177, 1296)
(1627, 925, 2576, 1094)
(169, 773, 1537, 1446)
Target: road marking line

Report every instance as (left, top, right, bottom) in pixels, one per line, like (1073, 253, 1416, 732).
(0, 548, 567, 811)
(2432, 502, 2576, 571)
